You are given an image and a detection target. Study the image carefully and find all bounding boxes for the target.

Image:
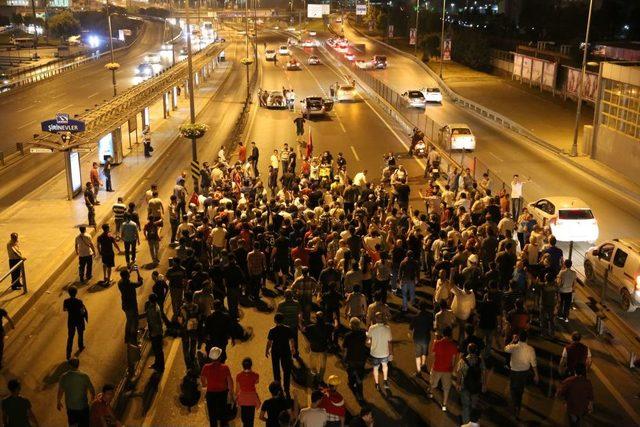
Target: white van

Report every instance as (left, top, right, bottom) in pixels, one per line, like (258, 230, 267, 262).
(584, 238, 640, 312)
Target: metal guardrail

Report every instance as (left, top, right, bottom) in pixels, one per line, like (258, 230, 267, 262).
(325, 35, 640, 370)
(0, 259, 27, 294)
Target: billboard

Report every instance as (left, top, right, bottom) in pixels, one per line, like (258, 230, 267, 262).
(443, 39, 452, 61)
(409, 28, 416, 46)
(307, 4, 330, 18)
(566, 67, 598, 102)
(388, 25, 394, 38)
(513, 53, 557, 90)
(356, 4, 367, 15)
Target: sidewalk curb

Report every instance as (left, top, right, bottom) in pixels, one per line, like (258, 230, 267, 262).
(5, 64, 234, 326)
(346, 21, 640, 205)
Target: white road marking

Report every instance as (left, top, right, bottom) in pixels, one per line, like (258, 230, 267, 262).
(16, 105, 35, 113)
(87, 92, 100, 99)
(17, 120, 36, 130)
(58, 103, 74, 112)
(488, 151, 503, 162)
(350, 145, 360, 161)
(591, 363, 640, 424)
(141, 338, 181, 427)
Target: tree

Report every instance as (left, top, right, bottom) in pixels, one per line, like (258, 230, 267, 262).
(421, 33, 440, 60)
(48, 11, 81, 39)
(11, 13, 23, 25)
(451, 29, 491, 71)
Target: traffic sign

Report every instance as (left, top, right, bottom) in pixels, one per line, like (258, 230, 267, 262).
(30, 147, 54, 153)
(56, 113, 69, 124)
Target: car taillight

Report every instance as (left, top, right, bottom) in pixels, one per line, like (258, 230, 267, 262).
(636, 276, 640, 290)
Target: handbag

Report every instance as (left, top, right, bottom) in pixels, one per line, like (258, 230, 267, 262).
(225, 400, 238, 421)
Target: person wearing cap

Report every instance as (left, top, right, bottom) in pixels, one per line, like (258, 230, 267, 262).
(342, 317, 368, 401)
(201, 347, 234, 426)
(298, 390, 327, 427)
(319, 375, 346, 427)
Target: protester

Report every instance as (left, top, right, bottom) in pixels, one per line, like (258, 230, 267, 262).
(57, 358, 95, 427)
(2, 379, 39, 427)
(201, 347, 234, 427)
(89, 384, 121, 427)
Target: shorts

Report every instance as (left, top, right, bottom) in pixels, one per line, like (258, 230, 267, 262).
(101, 253, 115, 268)
(371, 356, 389, 366)
(413, 340, 429, 357)
(274, 259, 289, 274)
(430, 370, 452, 391)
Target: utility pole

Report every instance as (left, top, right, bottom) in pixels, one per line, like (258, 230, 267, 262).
(169, 0, 176, 66)
(439, 0, 446, 78)
(570, 0, 594, 157)
(107, 0, 117, 96)
(29, 0, 39, 59)
(414, 0, 420, 56)
(245, 0, 250, 99)
(185, 0, 199, 189)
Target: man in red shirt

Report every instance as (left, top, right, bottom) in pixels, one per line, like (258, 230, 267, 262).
(201, 347, 234, 426)
(319, 375, 346, 427)
(89, 384, 121, 426)
(429, 326, 459, 412)
(556, 363, 593, 426)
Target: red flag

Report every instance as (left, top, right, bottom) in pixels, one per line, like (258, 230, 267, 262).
(306, 128, 313, 159)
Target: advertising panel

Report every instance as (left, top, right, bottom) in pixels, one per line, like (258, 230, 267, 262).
(307, 4, 329, 18)
(98, 133, 114, 164)
(522, 56, 532, 81)
(388, 25, 394, 38)
(356, 4, 367, 15)
(69, 151, 82, 194)
(409, 28, 416, 46)
(531, 59, 543, 85)
(566, 67, 598, 102)
(542, 62, 556, 88)
(443, 39, 452, 61)
(513, 53, 523, 79)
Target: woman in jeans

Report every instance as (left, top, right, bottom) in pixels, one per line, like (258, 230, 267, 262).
(235, 357, 261, 426)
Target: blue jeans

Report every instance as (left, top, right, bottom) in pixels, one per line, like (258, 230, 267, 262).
(401, 280, 415, 310)
(460, 389, 479, 424)
(390, 265, 399, 290)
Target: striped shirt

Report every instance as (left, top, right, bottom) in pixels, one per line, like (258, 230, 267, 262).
(112, 203, 126, 221)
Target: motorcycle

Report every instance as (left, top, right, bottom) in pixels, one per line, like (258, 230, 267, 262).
(414, 140, 427, 158)
(429, 157, 441, 181)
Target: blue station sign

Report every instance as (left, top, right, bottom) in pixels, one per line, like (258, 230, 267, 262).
(41, 113, 86, 133)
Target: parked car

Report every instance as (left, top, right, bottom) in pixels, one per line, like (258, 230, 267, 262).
(526, 197, 599, 243)
(441, 123, 476, 150)
(286, 58, 302, 70)
(336, 84, 357, 102)
(278, 45, 290, 55)
(585, 238, 640, 312)
(422, 87, 443, 103)
(266, 91, 287, 108)
(265, 49, 277, 61)
(402, 90, 427, 108)
(307, 55, 320, 65)
(300, 96, 334, 118)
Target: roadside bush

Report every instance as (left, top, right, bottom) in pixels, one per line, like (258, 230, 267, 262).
(451, 28, 491, 71)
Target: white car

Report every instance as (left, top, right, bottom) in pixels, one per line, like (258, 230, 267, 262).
(286, 58, 301, 70)
(442, 123, 476, 150)
(278, 45, 290, 55)
(265, 49, 277, 61)
(335, 42, 349, 53)
(344, 51, 356, 61)
(309, 31, 317, 36)
(355, 59, 375, 70)
(136, 62, 154, 77)
(287, 37, 298, 46)
(335, 17, 342, 23)
(336, 84, 357, 102)
(422, 87, 443, 103)
(287, 27, 296, 32)
(402, 90, 427, 108)
(301, 39, 317, 47)
(273, 25, 280, 30)
(527, 197, 599, 243)
(584, 238, 640, 311)
(307, 55, 320, 65)
(144, 53, 161, 64)
(300, 96, 334, 117)
(266, 91, 287, 109)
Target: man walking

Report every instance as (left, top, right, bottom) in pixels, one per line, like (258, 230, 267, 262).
(342, 317, 368, 402)
(103, 157, 113, 192)
(63, 286, 88, 360)
(249, 141, 259, 177)
(556, 363, 593, 427)
(410, 301, 434, 378)
(90, 162, 102, 199)
(2, 379, 39, 427)
(118, 268, 144, 344)
(84, 182, 97, 228)
(557, 259, 577, 322)
(265, 313, 295, 398)
(97, 224, 120, 285)
(293, 115, 306, 139)
(455, 343, 486, 424)
(57, 358, 95, 427)
(120, 214, 140, 267)
(145, 293, 165, 372)
(112, 197, 126, 239)
(367, 312, 393, 391)
(277, 290, 301, 357)
(144, 217, 163, 265)
(429, 326, 459, 412)
(7, 232, 25, 290)
(504, 330, 539, 420)
(398, 250, 419, 312)
(75, 226, 96, 283)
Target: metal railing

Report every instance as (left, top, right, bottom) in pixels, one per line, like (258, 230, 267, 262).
(0, 259, 27, 294)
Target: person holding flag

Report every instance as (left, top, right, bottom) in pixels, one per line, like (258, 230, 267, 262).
(306, 128, 314, 160)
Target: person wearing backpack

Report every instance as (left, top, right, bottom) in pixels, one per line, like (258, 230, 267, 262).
(179, 292, 201, 369)
(455, 342, 486, 424)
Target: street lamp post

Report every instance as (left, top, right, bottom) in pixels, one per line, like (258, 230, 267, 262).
(185, 0, 199, 189)
(29, 0, 39, 59)
(106, 1, 117, 96)
(439, 0, 446, 78)
(245, 0, 250, 99)
(570, 0, 594, 157)
(168, 0, 176, 66)
(414, 0, 420, 56)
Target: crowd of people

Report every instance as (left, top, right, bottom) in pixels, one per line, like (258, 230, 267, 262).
(2, 129, 597, 426)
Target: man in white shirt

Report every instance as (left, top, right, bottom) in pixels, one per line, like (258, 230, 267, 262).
(504, 331, 539, 420)
(298, 390, 328, 427)
(366, 312, 393, 391)
(510, 174, 529, 219)
(498, 212, 515, 238)
(208, 222, 227, 256)
(75, 226, 96, 282)
(270, 149, 280, 176)
(352, 170, 368, 188)
(557, 259, 577, 321)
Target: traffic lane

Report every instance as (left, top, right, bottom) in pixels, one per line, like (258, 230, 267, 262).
(0, 20, 167, 154)
(0, 50, 246, 423)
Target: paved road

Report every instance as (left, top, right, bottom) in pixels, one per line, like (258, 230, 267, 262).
(332, 22, 640, 333)
(0, 40, 246, 426)
(128, 31, 639, 427)
(0, 20, 175, 209)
